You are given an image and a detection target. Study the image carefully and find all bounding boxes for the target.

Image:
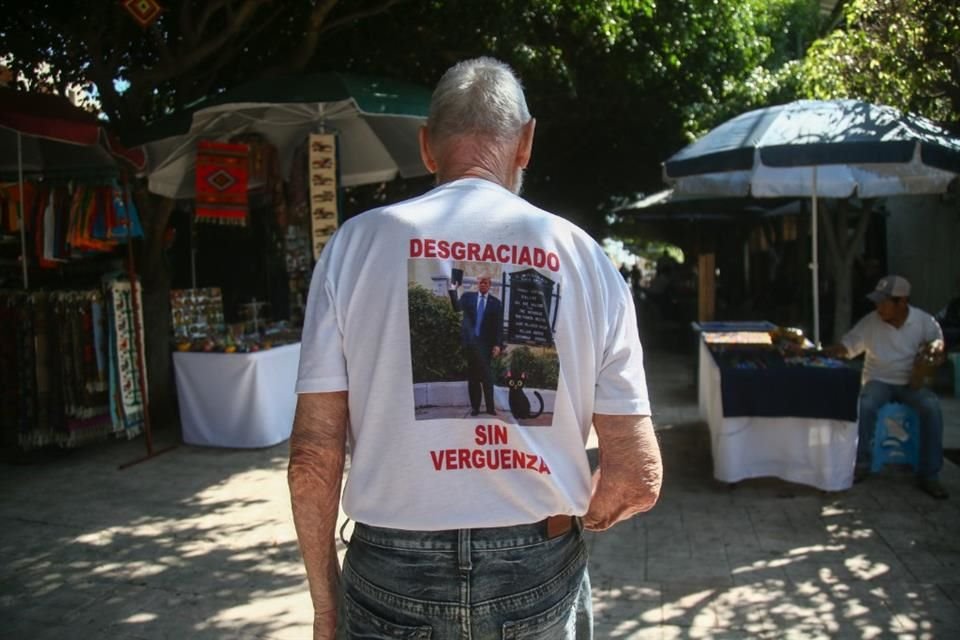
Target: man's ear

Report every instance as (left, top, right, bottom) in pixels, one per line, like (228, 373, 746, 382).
(515, 118, 536, 169)
(419, 126, 438, 174)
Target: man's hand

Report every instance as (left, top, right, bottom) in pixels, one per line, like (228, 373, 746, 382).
(821, 344, 848, 359)
(583, 414, 662, 531)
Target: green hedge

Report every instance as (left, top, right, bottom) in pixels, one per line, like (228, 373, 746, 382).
(491, 345, 559, 390)
(408, 284, 465, 382)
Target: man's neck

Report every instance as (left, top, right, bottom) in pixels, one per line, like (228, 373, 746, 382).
(886, 306, 910, 328)
(437, 167, 507, 189)
(432, 137, 516, 190)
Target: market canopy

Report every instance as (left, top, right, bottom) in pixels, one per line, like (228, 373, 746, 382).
(664, 99, 960, 199)
(0, 87, 145, 182)
(662, 98, 960, 344)
(129, 72, 432, 198)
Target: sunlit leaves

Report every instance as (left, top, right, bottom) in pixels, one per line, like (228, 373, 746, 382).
(801, 0, 960, 129)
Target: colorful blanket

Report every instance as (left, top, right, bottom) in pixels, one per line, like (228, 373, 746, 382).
(195, 140, 250, 226)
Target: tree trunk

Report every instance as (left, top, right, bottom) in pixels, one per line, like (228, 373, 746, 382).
(132, 187, 178, 434)
(820, 200, 873, 342)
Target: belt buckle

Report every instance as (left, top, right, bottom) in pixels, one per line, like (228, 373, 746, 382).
(545, 515, 573, 539)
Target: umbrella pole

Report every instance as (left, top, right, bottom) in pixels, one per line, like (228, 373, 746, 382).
(16, 132, 28, 290)
(811, 167, 820, 347)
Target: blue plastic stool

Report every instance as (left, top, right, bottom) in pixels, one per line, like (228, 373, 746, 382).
(871, 403, 921, 473)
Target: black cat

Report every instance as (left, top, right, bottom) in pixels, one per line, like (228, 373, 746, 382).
(505, 371, 544, 419)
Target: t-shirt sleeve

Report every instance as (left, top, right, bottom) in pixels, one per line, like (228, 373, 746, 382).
(295, 259, 348, 393)
(924, 312, 945, 343)
(841, 316, 868, 357)
(593, 293, 651, 416)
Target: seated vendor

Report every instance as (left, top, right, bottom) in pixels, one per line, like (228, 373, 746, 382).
(822, 275, 948, 499)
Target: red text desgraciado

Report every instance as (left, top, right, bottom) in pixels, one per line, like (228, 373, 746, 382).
(410, 238, 560, 272)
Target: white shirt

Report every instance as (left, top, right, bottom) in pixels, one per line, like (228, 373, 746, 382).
(296, 178, 650, 530)
(841, 305, 943, 385)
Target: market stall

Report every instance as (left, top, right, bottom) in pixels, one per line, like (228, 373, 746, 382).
(696, 321, 861, 491)
(128, 72, 430, 448)
(0, 88, 153, 454)
(173, 342, 300, 448)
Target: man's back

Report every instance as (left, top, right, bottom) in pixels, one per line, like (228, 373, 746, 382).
(290, 57, 661, 638)
(297, 177, 648, 530)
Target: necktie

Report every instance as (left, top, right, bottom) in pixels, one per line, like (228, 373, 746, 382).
(475, 295, 486, 336)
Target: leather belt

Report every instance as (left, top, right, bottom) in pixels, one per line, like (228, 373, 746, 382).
(544, 514, 575, 539)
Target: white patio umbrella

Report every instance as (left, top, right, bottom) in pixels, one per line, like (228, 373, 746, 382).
(663, 99, 960, 344)
(130, 72, 431, 198)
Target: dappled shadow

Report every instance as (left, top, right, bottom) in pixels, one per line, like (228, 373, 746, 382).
(587, 422, 960, 638)
(0, 431, 322, 639)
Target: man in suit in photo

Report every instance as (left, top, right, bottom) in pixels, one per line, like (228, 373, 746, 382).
(449, 274, 503, 415)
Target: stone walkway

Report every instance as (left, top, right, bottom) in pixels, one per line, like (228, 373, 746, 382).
(2, 345, 960, 638)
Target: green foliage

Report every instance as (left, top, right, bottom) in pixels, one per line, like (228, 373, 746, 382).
(308, 0, 816, 233)
(0, 0, 831, 232)
(800, 0, 960, 130)
(678, 0, 820, 140)
(407, 284, 466, 383)
(491, 346, 559, 390)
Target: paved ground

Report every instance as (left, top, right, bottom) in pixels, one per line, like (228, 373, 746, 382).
(2, 342, 960, 639)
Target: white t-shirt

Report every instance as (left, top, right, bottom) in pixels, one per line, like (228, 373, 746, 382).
(841, 305, 943, 385)
(296, 178, 650, 530)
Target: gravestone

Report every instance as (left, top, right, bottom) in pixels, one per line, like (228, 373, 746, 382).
(507, 269, 556, 346)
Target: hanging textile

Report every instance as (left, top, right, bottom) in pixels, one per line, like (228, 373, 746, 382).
(0, 182, 36, 233)
(287, 139, 310, 226)
(109, 181, 144, 239)
(194, 140, 250, 226)
(230, 133, 288, 228)
(52, 290, 112, 447)
(308, 133, 339, 260)
(0, 284, 142, 450)
(0, 294, 22, 448)
(105, 275, 147, 438)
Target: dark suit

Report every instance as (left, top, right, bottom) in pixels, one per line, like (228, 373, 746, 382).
(449, 289, 503, 413)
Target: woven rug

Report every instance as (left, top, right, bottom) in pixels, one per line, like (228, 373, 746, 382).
(195, 140, 250, 226)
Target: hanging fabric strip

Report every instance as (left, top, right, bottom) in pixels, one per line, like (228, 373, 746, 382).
(106, 276, 146, 437)
(308, 133, 339, 260)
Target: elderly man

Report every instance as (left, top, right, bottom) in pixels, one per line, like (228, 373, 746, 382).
(825, 275, 947, 499)
(289, 57, 662, 639)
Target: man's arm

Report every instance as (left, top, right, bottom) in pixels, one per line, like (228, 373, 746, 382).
(288, 392, 348, 640)
(583, 414, 662, 531)
(448, 284, 461, 310)
(821, 343, 849, 359)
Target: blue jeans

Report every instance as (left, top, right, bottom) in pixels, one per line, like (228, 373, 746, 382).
(338, 518, 592, 639)
(856, 380, 944, 478)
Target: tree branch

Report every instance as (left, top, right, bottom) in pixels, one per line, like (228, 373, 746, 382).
(290, 0, 341, 72)
(190, 5, 286, 98)
(141, 0, 270, 90)
(846, 201, 873, 269)
(195, 0, 236, 42)
(317, 0, 407, 36)
(820, 203, 842, 278)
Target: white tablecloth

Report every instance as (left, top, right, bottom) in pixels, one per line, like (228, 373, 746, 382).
(173, 343, 301, 448)
(698, 340, 857, 491)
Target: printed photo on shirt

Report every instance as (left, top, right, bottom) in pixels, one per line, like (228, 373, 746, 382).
(408, 257, 561, 426)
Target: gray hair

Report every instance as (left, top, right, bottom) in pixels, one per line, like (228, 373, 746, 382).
(427, 57, 531, 144)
